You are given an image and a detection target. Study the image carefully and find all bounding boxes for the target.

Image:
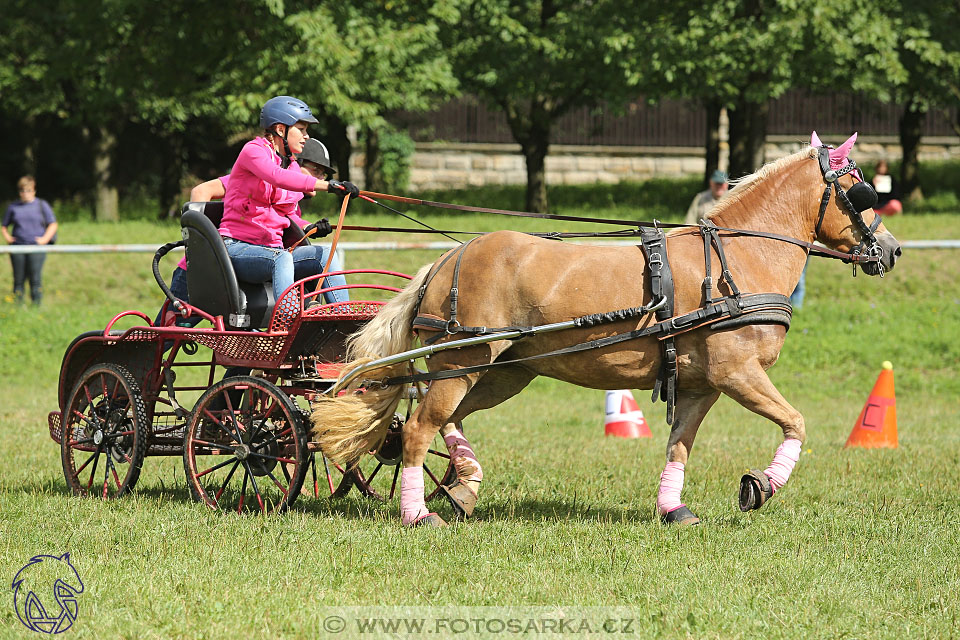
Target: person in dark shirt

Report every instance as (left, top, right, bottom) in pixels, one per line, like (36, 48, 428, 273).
(2, 176, 58, 305)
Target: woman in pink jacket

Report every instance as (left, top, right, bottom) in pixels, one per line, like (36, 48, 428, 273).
(219, 96, 359, 304)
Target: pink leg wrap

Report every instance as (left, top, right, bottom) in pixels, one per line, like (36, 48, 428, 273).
(443, 428, 483, 482)
(400, 467, 430, 525)
(656, 461, 686, 515)
(764, 438, 802, 493)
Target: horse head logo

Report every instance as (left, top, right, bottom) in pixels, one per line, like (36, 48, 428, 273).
(11, 553, 84, 634)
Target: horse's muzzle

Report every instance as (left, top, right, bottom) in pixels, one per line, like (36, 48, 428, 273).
(863, 231, 901, 276)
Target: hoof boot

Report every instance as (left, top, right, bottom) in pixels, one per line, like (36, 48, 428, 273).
(739, 469, 774, 512)
(409, 512, 448, 528)
(661, 505, 700, 526)
(439, 479, 478, 519)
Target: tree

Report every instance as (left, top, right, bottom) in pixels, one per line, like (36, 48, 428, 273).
(289, 1, 458, 187)
(434, 0, 642, 212)
(875, 0, 960, 201)
(640, 0, 902, 179)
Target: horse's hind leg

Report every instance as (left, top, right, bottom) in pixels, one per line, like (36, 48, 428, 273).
(712, 360, 805, 512)
(400, 374, 481, 527)
(658, 389, 720, 525)
(437, 365, 537, 518)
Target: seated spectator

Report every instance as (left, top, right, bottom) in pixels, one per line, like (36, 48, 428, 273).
(871, 160, 902, 216)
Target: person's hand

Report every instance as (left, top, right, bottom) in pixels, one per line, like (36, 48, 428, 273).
(327, 180, 360, 199)
(303, 218, 333, 238)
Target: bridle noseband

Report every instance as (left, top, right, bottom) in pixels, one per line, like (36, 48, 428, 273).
(815, 146, 885, 276)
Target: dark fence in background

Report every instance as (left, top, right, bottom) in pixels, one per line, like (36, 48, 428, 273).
(401, 91, 958, 147)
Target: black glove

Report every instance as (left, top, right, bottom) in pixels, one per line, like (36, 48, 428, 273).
(303, 218, 333, 238)
(327, 179, 360, 199)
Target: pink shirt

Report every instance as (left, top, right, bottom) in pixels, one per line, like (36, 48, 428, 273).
(219, 137, 315, 247)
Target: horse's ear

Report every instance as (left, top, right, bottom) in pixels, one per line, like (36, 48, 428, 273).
(830, 132, 858, 167)
(810, 131, 823, 147)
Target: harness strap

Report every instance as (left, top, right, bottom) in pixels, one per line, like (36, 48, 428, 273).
(639, 226, 678, 423)
(385, 293, 792, 387)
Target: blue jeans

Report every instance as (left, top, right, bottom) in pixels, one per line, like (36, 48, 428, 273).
(10, 252, 46, 304)
(790, 260, 808, 310)
(154, 266, 196, 327)
(224, 238, 349, 304)
(291, 244, 349, 304)
(223, 238, 293, 302)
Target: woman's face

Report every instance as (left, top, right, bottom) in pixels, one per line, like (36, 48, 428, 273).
(286, 122, 310, 155)
(19, 184, 36, 203)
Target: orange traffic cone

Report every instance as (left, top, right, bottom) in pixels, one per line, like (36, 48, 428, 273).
(604, 390, 652, 438)
(845, 361, 897, 448)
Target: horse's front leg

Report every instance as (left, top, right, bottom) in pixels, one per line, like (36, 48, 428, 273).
(713, 360, 806, 512)
(658, 389, 720, 526)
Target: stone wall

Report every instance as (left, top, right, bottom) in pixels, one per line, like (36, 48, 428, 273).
(347, 135, 960, 191)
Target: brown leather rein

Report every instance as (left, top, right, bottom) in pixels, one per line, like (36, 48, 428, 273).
(358, 189, 880, 266)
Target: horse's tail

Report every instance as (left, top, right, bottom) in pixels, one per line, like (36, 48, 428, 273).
(311, 263, 434, 466)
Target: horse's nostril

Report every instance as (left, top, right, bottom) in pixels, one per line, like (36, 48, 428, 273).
(895, 246, 902, 257)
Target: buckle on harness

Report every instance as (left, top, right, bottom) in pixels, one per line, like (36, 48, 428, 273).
(445, 319, 462, 334)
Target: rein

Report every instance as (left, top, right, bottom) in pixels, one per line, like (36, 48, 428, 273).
(358, 188, 881, 267)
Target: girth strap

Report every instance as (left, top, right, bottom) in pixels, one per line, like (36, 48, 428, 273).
(639, 226, 678, 424)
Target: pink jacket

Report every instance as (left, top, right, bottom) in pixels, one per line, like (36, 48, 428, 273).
(219, 137, 314, 247)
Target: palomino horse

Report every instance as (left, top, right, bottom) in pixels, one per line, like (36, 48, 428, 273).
(312, 134, 901, 527)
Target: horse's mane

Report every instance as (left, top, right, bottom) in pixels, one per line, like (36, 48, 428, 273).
(675, 147, 819, 230)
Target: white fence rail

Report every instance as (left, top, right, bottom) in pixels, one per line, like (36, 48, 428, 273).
(1, 239, 958, 255)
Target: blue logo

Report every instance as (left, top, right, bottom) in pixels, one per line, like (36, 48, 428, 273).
(11, 553, 84, 634)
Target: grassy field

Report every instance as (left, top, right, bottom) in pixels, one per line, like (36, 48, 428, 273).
(1, 203, 959, 639)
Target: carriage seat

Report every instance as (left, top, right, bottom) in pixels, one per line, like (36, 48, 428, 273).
(180, 202, 274, 329)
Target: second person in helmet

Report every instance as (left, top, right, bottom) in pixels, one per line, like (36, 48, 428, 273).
(219, 95, 360, 304)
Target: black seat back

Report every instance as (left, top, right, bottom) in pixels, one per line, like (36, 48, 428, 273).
(180, 202, 274, 329)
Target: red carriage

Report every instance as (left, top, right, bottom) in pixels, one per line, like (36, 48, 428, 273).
(46, 202, 458, 513)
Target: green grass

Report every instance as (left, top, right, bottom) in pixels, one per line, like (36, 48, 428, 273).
(1, 203, 959, 639)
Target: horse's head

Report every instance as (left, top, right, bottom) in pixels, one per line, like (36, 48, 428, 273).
(808, 132, 902, 276)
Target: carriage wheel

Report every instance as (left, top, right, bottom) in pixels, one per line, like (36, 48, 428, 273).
(183, 376, 308, 514)
(61, 363, 149, 498)
(344, 391, 460, 502)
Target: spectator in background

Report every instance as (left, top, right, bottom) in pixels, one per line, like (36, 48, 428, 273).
(685, 170, 729, 225)
(871, 160, 902, 216)
(3, 176, 58, 305)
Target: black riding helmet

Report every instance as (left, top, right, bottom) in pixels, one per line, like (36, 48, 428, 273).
(295, 138, 337, 177)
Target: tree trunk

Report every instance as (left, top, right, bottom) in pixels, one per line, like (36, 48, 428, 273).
(23, 115, 37, 176)
(727, 98, 768, 179)
(158, 133, 185, 218)
(520, 120, 550, 213)
(704, 100, 722, 188)
(899, 100, 925, 202)
(94, 125, 119, 221)
(363, 126, 384, 193)
(325, 115, 352, 182)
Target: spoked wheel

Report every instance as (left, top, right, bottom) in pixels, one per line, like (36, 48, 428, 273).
(183, 376, 308, 514)
(61, 363, 150, 498)
(345, 395, 460, 502)
(302, 449, 357, 499)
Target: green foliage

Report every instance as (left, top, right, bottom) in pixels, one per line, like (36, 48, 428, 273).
(377, 126, 417, 193)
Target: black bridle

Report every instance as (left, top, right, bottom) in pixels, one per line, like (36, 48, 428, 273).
(815, 146, 885, 276)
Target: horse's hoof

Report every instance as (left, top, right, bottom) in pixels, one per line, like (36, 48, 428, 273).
(739, 469, 774, 512)
(661, 505, 700, 526)
(439, 479, 478, 519)
(408, 513, 448, 528)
